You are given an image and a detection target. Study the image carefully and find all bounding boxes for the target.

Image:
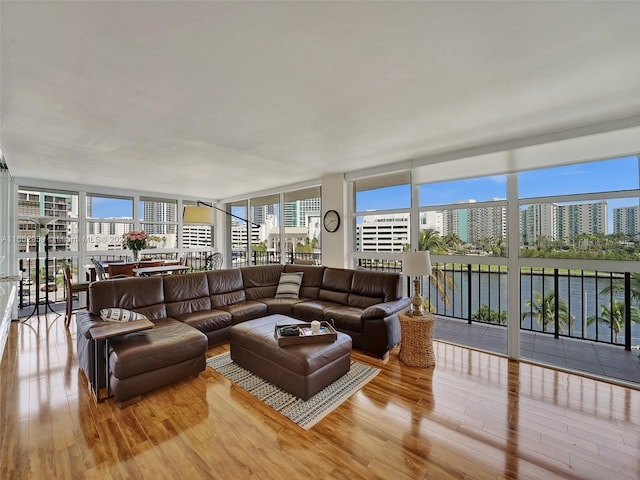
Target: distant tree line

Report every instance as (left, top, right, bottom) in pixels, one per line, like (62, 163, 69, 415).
(413, 228, 640, 260)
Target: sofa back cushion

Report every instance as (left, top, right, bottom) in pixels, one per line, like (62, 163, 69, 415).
(283, 265, 325, 299)
(164, 271, 212, 316)
(89, 276, 167, 320)
(348, 270, 403, 308)
(241, 265, 284, 300)
(318, 268, 354, 305)
(207, 269, 246, 307)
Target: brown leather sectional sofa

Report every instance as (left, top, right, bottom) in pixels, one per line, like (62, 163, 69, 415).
(76, 264, 410, 402)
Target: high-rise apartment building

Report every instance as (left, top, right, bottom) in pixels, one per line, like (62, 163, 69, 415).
(556, 202, 607, 241)
(520, 201, 607, 245)
(283, 198, 321, 228)
(613, 205, 640, 238)
(17, 190, 74, 253)
(520, 203, 557, 245)
(440, 200, 506, 243)
(142, 200, 177, 235)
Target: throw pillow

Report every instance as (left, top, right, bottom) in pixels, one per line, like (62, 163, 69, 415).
(275, 272, 303, 299)
(100, 308, 146, 322)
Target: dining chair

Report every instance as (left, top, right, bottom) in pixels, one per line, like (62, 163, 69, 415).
(205, 253, 223, 270)
(137, 260, 164, 275)
(91, 258, 108, 281)
(107, 263, 136, 277)
(63, 264, 90, 328)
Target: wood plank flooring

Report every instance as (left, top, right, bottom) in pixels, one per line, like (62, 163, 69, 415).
(2, 314, 640, 479)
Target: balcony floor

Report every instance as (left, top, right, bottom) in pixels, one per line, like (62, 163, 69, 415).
(435, 315, 640, 388)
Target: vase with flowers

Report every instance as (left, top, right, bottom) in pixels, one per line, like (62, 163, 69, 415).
(123, 230, 148, 263)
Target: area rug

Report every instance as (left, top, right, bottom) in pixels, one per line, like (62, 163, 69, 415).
(206, 352, 380, 429)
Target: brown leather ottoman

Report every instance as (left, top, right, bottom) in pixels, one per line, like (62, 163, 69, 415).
(229, 314, 352, 400)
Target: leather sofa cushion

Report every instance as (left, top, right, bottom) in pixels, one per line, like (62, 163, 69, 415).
(173, 309, 232, 333)
(321, 268, 354, 293)
(325, 305, 365, 332)
(218, 300, 268, 324)
(166, 296, 212, 317)
(207, 269, 246, 307)
(261, 297, 306, 315)
(163, 272, 210, 303)
(318, 289, 349, 305)
(318, 268, 353, 305)
(348, 270, 403, 307)
(109, 318, 207, 380)
(283, 265, 325, 299)
(89, 276, 167, 320)
(241, 265, 284, 300)
(293, 299, 341, 321)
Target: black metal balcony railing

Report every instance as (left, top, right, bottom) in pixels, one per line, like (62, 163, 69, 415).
(356, 258, 640, 351)
(231, 251, 322, 267)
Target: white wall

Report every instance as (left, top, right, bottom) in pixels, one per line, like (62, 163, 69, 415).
(320, 174, 349, 268)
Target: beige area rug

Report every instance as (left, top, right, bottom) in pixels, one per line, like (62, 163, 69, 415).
(206, 352, 380, 430)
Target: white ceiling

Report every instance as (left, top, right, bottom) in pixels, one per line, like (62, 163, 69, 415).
(2, 1, 640, 201)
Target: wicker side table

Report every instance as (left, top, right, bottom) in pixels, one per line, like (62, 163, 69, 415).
(398, 313, 435, 367)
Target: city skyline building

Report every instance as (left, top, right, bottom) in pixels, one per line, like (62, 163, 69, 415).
(356, 213, 409, 252)
(613, 205, 640, 238)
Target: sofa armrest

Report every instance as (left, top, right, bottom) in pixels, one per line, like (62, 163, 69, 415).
(361, 298, 411, 320)
(75, 310, 105, 339)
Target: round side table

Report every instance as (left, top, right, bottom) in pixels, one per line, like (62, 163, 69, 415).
(398, 313, 435, 367)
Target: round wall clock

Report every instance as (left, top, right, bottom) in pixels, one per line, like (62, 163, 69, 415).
(323, 210, 341, 233)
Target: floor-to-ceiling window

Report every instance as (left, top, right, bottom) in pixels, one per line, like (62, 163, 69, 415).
(17, 187, 80, 306)
(349, 144, 640, 384)
(284, 186, 321, 264)
(353, 172, 411, 271)
(226, 184, 322, 267)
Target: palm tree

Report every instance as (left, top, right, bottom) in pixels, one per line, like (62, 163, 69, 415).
(442, 233, 462, 253)
(521, 292, 574, 334)
(419, 228, 444, 253)
(600, 273, 640, 304)
(414, 229, 453, 310)
(587, 300, 640, 343)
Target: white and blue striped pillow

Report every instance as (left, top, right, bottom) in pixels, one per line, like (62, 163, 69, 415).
(275, 272, 304, 299)
(100, 308, 146, 322)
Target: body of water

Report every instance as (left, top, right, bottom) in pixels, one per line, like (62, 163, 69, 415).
(425, 269, 640, 346)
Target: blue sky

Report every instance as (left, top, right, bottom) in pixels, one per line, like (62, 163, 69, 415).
(357, 156, 639, 213)
(95, 156, 639, 228)
(91, 197, 134, 219)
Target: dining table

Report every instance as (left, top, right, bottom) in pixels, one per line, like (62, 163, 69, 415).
(132, 265, 189, 276)
(85, 260, 184, 281)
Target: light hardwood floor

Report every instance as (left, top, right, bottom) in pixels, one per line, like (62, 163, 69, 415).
(2, 314, 640, 480)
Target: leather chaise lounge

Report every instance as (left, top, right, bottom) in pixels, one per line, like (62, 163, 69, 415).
(76, 264, 410, 403)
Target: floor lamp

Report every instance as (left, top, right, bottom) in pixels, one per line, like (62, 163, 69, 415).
(23, 217, 58, 321)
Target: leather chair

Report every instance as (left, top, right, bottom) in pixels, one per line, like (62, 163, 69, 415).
(63, 265, 90, 328)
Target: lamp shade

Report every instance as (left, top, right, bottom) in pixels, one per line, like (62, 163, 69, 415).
(183, 205, 214, 224)
(402, 251, 432, 277)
